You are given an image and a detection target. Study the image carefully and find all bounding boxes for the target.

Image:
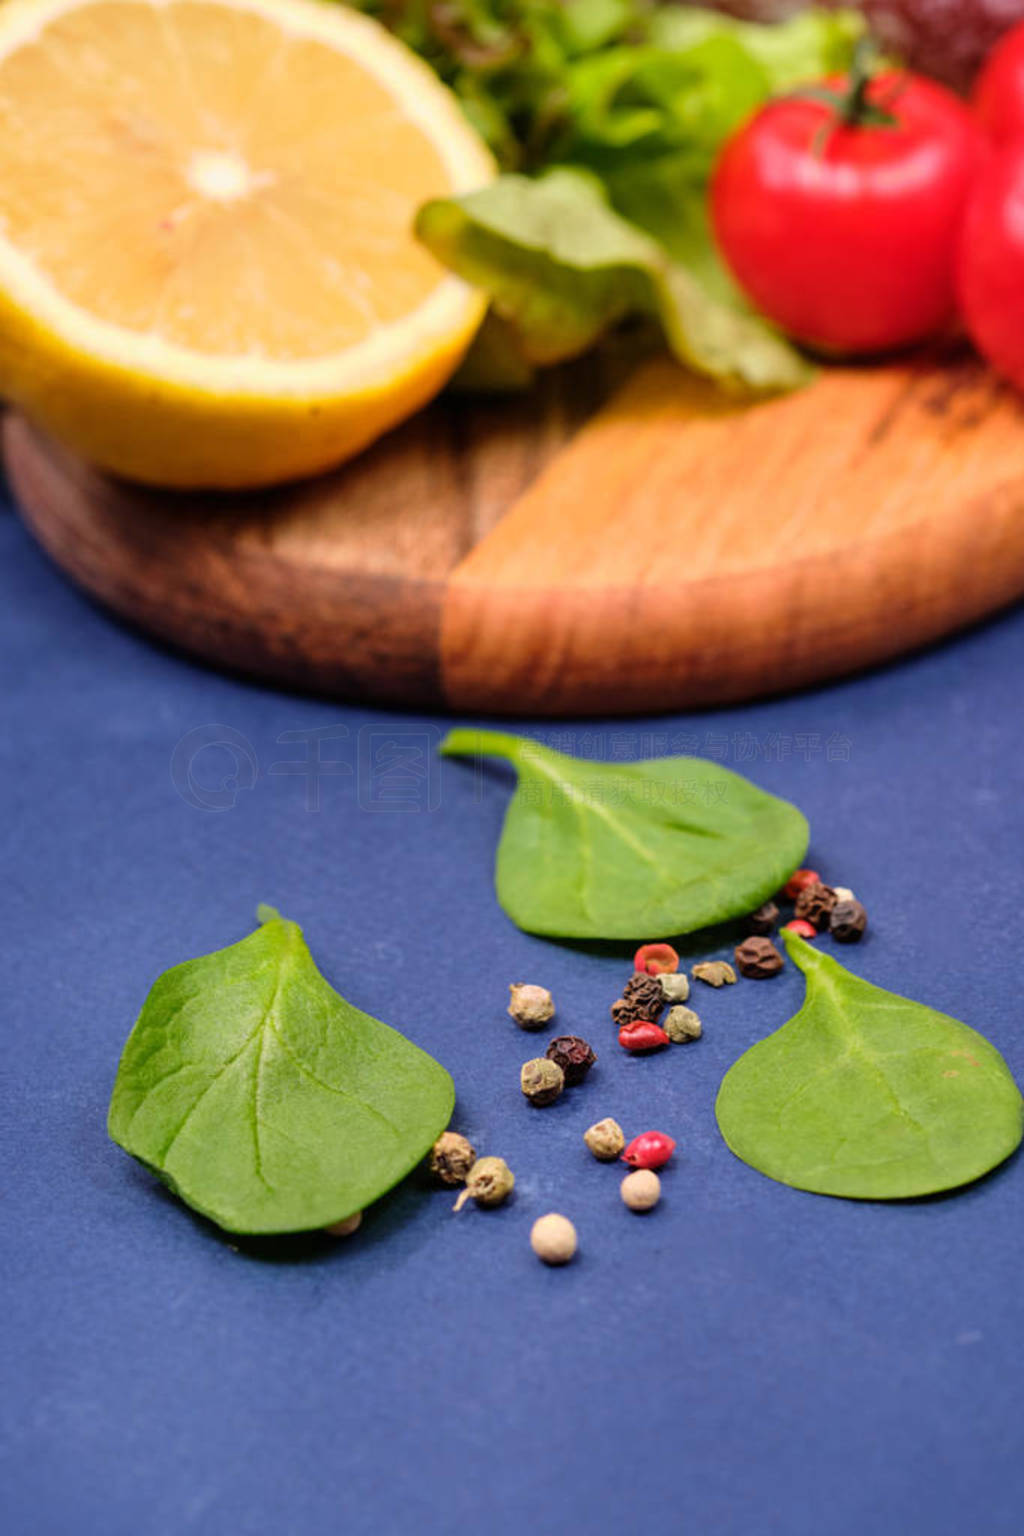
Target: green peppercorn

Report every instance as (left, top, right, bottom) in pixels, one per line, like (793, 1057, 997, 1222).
(429, 1131, 476, 1186)
(521, 1057, 565, 1106)
(658, 972, 690, 1004)
(664, 1005, 702, 1043)
(692, 960, 736, 988)
(453, 1156, 515, 1211)
(584, 1117, 625, 1160)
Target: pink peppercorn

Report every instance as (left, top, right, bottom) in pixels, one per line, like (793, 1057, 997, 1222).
(622, 1132, 676, 1170)
(783, 868, 821, 899)
(783, 918, 818, 939)
(618, 1020, 670, 1053)
(633, 942, 680, 976)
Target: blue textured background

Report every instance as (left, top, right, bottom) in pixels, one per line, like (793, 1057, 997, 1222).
(3, 490, 1023, 1536)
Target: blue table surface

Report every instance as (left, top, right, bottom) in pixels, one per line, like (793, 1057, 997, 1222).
(3, 484, 1024, 1536)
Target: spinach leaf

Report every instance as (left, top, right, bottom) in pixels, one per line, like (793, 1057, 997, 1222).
(716, 932, 1024, 1200)
(440, 728, 809, 940)
(416, 168, 811, 390)
(107, 911, 454, 1234)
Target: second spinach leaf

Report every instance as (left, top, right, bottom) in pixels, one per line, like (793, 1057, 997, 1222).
(440, 728, 808, 939)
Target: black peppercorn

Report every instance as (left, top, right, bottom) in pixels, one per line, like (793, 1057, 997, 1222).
(794, 881, 838, 928)
(830, 898, 868, 943)
(734, 936, 785, 978)
(545, 1034, 597, 1085)
(745, 900, 780, 936)
(611, 972, 666, 1026)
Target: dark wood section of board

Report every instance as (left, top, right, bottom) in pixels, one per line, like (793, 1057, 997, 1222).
(8, 344, 1024, 716)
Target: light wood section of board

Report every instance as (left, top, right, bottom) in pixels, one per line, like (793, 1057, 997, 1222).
(441, 351, 1024, 713)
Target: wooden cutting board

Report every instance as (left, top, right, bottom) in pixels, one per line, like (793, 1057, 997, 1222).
(8, 342, 1024, 715)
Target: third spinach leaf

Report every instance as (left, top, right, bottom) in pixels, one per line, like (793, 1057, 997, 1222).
(440, 728, 808, 939)
(716, 931, 1024, 1199)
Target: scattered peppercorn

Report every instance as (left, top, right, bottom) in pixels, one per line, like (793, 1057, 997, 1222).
(664, 1004, 702, 1043)
(830, 898, 868, 943)
(745, 900, 780, 936)
(530, 1213, 578, 1265)
(507, 982, 556, 1029)
(611, 972, 667, 1026)
(659, 972, 690, 1004)
(521, 1057, 565, 1105)
(584, 1118, 625, 1160)
(734, 936, 785, 979)
(429, 1131, 476, 1186)
(783, 918, 818, 940)
(621, 1169, 661, 1211)
(634, 942, 680, 976)
(545, 1034, 597, 1085)
(622, 1131, 676, 1170)
(784, 868, 821, 899)
(453, 1156, 515, 1211)
(833, 886, 856, 903)
(618, 1020, 670, 1053)
(794, 881, 838, 928)
(692, 960, 736, 988)
(324, 1211, 362, 1237)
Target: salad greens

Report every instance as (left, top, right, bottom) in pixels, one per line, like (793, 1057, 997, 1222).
(107, 908, 454, 1235)
(352, 1, 862, 388)
(440, 728, 809, 939)
(716, 931, 1024, 1200)
(417, 166, 813, 386)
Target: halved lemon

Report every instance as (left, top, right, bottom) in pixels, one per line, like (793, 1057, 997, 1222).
(0, 0, 494, 486)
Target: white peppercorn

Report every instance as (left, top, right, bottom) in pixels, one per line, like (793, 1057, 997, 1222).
(621, 1169, 661, 1211)
(324, 1211, 362, 1237)
(530, 1213, 578, 1265)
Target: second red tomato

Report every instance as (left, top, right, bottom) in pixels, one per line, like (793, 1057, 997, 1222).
(711, 71, 982, 356)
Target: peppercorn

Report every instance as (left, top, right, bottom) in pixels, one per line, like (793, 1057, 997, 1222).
(794, 881, 838, 928)
(521, 1057, 565, 1106)
(664, 1004, 702, 1043)
(745, 900, 780, 936)
(833, 886, 855, 903)
(584, 1117, 625, 1160)
(622, 1131, 676, 1170)
(507, 982, 555, 1030)
(783, 868, 821, 899)
(659, 972, 690, 1004)
(324, 1211, 362, 1237)
(610, 971, 666, 1026)
(545, 1034, 597, 1085)
(783, 918, 818, 940)
(621, 1169, 661, 1211)
(830, 898, 868, 943)
(453, 1156, 515, 1211)
(634, 942, 680, 976)
(429, 1131, 476, 1186)
(618, 1020, 670, 1053)
(530, 1213, 578, 1266)
(734, 936, 785, 979)
(692, 960, 736, 988)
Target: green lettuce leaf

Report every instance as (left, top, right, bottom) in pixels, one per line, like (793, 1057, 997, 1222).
(417, 167, 811, 390)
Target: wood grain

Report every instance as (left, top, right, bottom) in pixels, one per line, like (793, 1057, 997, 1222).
(8, 345, 1024, 715)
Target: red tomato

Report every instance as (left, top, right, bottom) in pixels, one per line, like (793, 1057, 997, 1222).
(957, 147, 1024, 390)
(974, 21, 1024, 145)
(711, 71, 982, 355)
